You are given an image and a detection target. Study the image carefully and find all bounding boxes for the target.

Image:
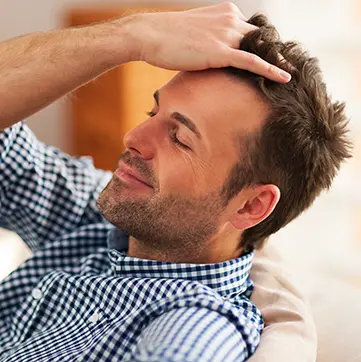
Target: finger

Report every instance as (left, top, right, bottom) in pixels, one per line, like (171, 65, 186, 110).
(223, 1, 248, 21)
(227, 49, 291, 83)
(236, 21, 258, 35)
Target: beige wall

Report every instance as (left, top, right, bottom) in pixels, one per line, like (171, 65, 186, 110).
(0, 0, 262, 152)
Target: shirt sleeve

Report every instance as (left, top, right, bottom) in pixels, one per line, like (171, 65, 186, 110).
(129, 307, 249, 362)
(0, 121, 112, 251)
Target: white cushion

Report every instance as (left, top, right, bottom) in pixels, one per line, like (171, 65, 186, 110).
(249, 243, 317, 362)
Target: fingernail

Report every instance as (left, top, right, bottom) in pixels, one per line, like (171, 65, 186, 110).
(280, 69, 291, 81)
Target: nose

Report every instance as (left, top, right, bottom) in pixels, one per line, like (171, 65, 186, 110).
(123, 121, 155, 160)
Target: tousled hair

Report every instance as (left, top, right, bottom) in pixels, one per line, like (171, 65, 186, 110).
(221, 14, 352, 252)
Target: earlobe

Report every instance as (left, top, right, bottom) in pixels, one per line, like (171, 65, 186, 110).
(230, 184, 280, 231)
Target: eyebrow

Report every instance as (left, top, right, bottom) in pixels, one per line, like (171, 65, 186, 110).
(153, 90, 202, 139)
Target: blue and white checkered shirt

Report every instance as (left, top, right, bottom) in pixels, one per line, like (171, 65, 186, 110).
(0, 122, 263, 362)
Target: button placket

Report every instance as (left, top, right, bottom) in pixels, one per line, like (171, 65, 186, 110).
(31, 288, 43, 300)
(89, 311, 100, 323)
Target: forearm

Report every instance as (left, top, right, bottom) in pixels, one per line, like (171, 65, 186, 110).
(0, 3, 291, 130)
(0, 16, 138, 129)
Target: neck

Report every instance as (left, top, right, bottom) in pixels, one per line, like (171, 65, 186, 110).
(127, 225, 243, 264)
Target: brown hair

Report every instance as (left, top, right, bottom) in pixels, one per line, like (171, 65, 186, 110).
(221, 14, 352, 253)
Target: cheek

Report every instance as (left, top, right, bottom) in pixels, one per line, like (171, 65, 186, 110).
(159, 156, 221, 198)
(157, 152, 207, 195)
(160, 160, 197, 194)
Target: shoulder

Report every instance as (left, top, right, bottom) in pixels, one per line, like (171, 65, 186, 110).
(131, 306, 257, 362)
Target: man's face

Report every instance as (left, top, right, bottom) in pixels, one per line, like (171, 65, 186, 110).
(97, 70, 268, 256)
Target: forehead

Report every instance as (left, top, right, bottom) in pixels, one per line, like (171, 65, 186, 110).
(159, 70, 269, 140)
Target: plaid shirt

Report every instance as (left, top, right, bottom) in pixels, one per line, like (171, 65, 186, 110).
(0, 122, 263, 362)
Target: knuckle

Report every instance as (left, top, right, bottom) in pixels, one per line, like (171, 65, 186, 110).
(222, 1, 238, 12)
(268, 64, 275, 73)
(247, 53, 258, 66)
(224, 13, 238, 27)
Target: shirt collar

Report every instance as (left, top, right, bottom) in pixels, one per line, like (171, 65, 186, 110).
(107, 228, 253, 297)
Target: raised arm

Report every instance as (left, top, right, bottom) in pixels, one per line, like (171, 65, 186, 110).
(0, 2, 290, 129)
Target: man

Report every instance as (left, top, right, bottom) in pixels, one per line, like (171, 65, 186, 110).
(0, 2, 349, 361)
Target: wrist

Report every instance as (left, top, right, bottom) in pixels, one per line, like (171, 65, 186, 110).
(114, 14, 144, 63)
(99, 14, 144, 67)
(75, 14, 142, 70)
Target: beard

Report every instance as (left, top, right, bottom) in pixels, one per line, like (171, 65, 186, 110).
(97, 174, 225, 256)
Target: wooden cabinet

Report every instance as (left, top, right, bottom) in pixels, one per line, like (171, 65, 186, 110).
(66, 5, 194, 170)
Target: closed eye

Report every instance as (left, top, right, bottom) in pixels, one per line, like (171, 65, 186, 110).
(169, 130, 191, 150)
(145, 110, 192, 151)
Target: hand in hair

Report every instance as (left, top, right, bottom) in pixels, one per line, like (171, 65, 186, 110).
(126, 2, 291, 82)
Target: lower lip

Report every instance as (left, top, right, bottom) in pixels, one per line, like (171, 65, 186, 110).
(115, 168, 152, 189)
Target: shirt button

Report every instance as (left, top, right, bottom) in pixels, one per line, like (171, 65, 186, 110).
(31, 288, 43, 300)
(89, 311, 100, 323)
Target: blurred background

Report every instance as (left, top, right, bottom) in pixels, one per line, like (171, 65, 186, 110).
(0, 1, 360, 361)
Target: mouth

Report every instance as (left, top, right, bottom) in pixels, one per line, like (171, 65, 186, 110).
(115, 161, 153, 189)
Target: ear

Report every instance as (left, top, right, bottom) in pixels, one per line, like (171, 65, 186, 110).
(230, 184, 280, 231)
